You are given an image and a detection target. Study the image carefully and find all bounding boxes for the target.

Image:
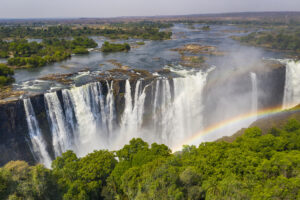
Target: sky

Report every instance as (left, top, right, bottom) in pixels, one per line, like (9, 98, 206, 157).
(0, 0, 300, 18)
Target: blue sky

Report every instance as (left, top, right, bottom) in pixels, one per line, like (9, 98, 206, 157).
(1, 0, 300, 18)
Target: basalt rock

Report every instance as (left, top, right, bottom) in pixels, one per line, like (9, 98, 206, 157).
(0, 98, 34, 165)
(0, 77, 158, 166)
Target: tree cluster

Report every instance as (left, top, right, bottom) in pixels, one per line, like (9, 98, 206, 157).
(0, 22, 173, 41)
(238, 31, 300, 52)
(0, 37, 97, 68)
(1, 119, 300, 199)
(101, 41, 130, 53)
(0, 64, 14, 86)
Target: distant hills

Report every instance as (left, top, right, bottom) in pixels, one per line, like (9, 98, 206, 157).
(1, 11, 300, 25)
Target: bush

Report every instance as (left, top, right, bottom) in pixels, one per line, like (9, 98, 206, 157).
(0, 64, 14, 86)
(72, 47, 89, 54)
(101, 41, 131, 52)
(136, 41, 145, 45)
(1, 119, 300, 199)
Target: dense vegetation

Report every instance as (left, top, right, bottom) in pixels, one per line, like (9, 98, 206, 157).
(0, 21, 172, 71)
(1, 118, 300, 199)
(101, 42, 131, 53)
(202, 25, 210, 31)
(0, 64, 14, 86)
(0, 22, 173, 41)
(236, 30, 300, 52)
(0, 37, 97, 68)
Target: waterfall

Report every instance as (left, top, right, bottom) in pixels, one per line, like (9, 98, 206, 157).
(119, 80, 148, 143)
(152, 79, 174, 143)
(23, 99, 52, 168)
(151, 69, 210, 147)
(45, 92, 72, 156)
(65, 82, 111, 156)
(25, 67, 212, 166)
(283, 60, 300, 109)
(120, 80, 134, 133)
(105, 81, 116, 140)
(62, 90, 77, 136)
(250, 72, 258, 118)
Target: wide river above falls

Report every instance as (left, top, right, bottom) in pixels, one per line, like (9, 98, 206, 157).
(12, 23, 286, 93)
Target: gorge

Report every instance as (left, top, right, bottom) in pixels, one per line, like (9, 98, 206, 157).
(1, 59, 299, 167)
(0, 23, 300, 168)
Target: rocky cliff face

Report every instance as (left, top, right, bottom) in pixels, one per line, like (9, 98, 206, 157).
(257, 66, 286, 109)
(0, 99, 34, 165)
(202, 63, 286, 128)
(0, 65, 287, 166)
(0, 79, 156, 166)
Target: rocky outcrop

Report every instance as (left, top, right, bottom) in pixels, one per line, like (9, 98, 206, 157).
(0, 78, 158, 166)
(172, 44, 226, 56)
(0, 99, 34, 165)
(203, 61, 286, 128)
(0, 62, 287, 166)
(257, 66, 285, 109)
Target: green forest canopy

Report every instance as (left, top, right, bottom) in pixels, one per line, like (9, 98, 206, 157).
(101, 41, 131, 53)
(0, 37, 97, 68)
(236, 30, 300, 52)
(0, 64, 14, 86)
(1, 118, 300, 199)
(0, 22, 173, 41)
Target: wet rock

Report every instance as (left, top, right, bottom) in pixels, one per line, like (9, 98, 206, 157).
(156, 68, 171, 74)
(172, 44, 226, 56)
(0, 99, 35, 166)
(179, 55, 207, 68)
(0, 86, 25, 102)
(40, 73, 74, 85)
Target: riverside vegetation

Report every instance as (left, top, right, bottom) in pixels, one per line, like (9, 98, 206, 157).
(0, 22, 173, 40)
(233, 27, 300, 53)
(0, 21, 172, 88)
(0, 37, 97, 68)
(0, 64, 14, 86)
(101, 42, 131, 53)
(1, 118, 300, 200)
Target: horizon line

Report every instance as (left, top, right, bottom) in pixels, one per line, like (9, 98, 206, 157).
(1, 11, 300, 21)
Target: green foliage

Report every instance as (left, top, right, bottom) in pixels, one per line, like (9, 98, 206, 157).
(0, 63, 14, 86)
(284, 118, 300, 132)
(52, 150, 116, 200)
(72, 47, 89, 55)
(71, 37, 97, 49)
(101, 41, 130, 52)
(0, 161, 59, 200)
(136, 41, 145, 45)
(202, 25, 210, 31)
(238, 30, 300, 52)
(0, 22, 173, 41)
(0, 22, 173, 71)
(2, 37, 97, 68)
(1, 119, 300, 199)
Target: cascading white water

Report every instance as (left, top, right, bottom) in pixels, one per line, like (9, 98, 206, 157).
(23, 98, 52, 168)
(62, 90, 77, 135)
(283, 60, 300, 109)
(105, 81, 116, 141)
(64, 82, 111, 156)
(120, 80, 134, 133)
(151, 68, 211, 148)
(27, 67, 213, 166)
(118, 80, 149, 144)
(45, 92, 72, 156)
(250, 72, 258, 118)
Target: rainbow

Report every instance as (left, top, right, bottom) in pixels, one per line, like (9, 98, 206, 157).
(173, 105, 300, 152)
